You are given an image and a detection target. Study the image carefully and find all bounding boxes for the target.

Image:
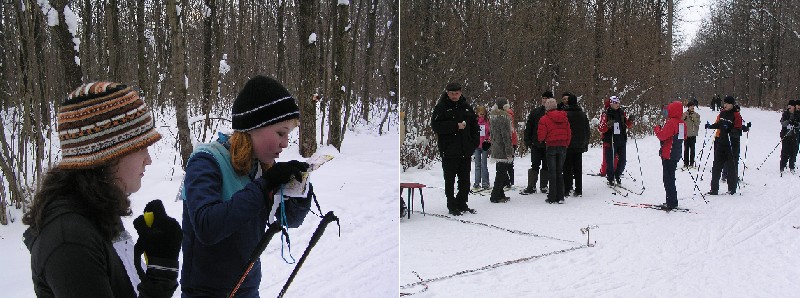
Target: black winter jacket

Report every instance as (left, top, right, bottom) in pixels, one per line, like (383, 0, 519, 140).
(564, 105, 591, 153)
(780, 110, 798, 141)
(524, 105, 547, 148)
(708, 109, 743, 157)
(431, 93, 479, 159)
(24, 199, 177, 298)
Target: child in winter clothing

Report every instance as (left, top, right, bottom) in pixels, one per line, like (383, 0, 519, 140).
(598, 95, 633, 186)
(538, 98, 571, 203)
(473, 105, 491, 189)
(683, 100, 701, 168)
(180, 76, 312, 296)
(655, 101, 686, 210)
(23, 82, 180, 297)
(779, 100, 799, 173)
(489, 98, 514, 203)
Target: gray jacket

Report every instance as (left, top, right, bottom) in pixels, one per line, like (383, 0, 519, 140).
(489, 107, 513, 163)
(683, 110, 701, 137)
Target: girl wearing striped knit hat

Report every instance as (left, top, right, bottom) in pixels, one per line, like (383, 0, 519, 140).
(23, 82, 182, 297)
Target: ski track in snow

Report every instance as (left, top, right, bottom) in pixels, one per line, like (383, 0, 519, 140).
(402, 105, 800, 297)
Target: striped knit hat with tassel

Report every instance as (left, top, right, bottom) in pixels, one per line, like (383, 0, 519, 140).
(57, 82, 161, 169)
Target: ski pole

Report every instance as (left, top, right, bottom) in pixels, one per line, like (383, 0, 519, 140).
(632, 137, 646, 192)
(278, 211, 340, 298)
(737, 123, 751, 193)
(685, 167, 708, 203)
(697, 125, 709, 166)
(228, 221, 286, 298)
(755, 130, 792, 170)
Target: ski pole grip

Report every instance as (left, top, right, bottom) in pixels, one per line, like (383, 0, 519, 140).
(144, 211, 154, 228)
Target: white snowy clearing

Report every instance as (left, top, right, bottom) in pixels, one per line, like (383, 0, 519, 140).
(0, 114, 399, 297)
(400, 104, 800, 297)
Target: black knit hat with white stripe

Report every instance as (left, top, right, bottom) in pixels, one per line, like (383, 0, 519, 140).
(232, 75, 300, 131)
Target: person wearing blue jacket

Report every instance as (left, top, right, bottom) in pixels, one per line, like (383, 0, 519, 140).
(180, 75, 312, 297)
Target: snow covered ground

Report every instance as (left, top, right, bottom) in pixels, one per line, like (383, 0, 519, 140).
(401, 104, 800, 297)
(0, 118, 399, 297)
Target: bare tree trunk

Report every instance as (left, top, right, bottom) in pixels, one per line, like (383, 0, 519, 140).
(327, 2, 348, 151)
(136, 0, 149, 98)
(202, 0, 218, 141)
(106, 0, 120, 81)
(276, 0, 287, 82)
(51, 0, 82, 88)
(297, 0, 318, 157)
(361, 0, 378, 122)
(167, 0, 193, 167)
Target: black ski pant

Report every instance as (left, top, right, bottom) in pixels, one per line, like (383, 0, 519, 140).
(683, 136, 697, 167)
(442, 157, 471, 211)
(604, 140, 627, 182)
(563, 150, 583, 193)
(505, 161, 515, 186)
(527, 146, 549, 190)
(711, 149, 738, 193)
(779, 136, 798, 171)
(546, 146, 567, 201)
(491, 162, 513, 200)
(662, 159, 678, 208)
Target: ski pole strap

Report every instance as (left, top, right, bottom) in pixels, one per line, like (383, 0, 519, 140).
(229, 221, 286, 298)
(278, 211, 340, 298)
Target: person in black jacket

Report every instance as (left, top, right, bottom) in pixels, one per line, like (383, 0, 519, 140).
(705, 95, 747, 195)
(520, 91, 552, 195)
(431, 82, 480, 216)
(562, 93, 590, 197)
(23, 82, 180, 297)
(779, 100, 798, 174)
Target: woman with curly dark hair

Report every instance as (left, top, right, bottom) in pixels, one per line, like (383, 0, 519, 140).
(22, 82, 181, 297)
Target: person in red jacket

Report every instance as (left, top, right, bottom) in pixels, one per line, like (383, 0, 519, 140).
(654, 101, 686, 210)
(538, 98, 571, 204)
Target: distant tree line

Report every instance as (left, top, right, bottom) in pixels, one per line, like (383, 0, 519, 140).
(673, 0, 800, 108)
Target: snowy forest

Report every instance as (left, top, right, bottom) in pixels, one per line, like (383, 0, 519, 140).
(400, 0, 800, 170)
(0, 0, 398, 225)
(674, 0, 800, 107)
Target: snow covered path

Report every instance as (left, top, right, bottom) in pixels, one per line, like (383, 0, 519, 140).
(401, 105, 800, 297)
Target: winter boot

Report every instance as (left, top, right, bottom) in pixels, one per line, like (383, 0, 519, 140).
(521, 168, 537, 195)
(539, 168, 549, 192)
(490, 196, 510, 203)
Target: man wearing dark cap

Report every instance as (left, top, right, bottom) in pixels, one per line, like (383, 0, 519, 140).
(520, 91, 552, 195)
(779, 100, 799, 174)
(431, 82, 480, 215)
(704, 95, 746, 194)
(682, 99, 701, 169)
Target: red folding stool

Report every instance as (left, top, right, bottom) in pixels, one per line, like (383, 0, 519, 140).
(400, 183, 426, 219)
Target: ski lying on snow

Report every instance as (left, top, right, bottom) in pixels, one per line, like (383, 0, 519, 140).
(610, 200, 695, 213)
(608, 185, 629, 197)
(470, 186, 523, 196)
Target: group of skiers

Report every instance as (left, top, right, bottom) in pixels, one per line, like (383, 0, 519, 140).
(430, 81, 758, 214)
